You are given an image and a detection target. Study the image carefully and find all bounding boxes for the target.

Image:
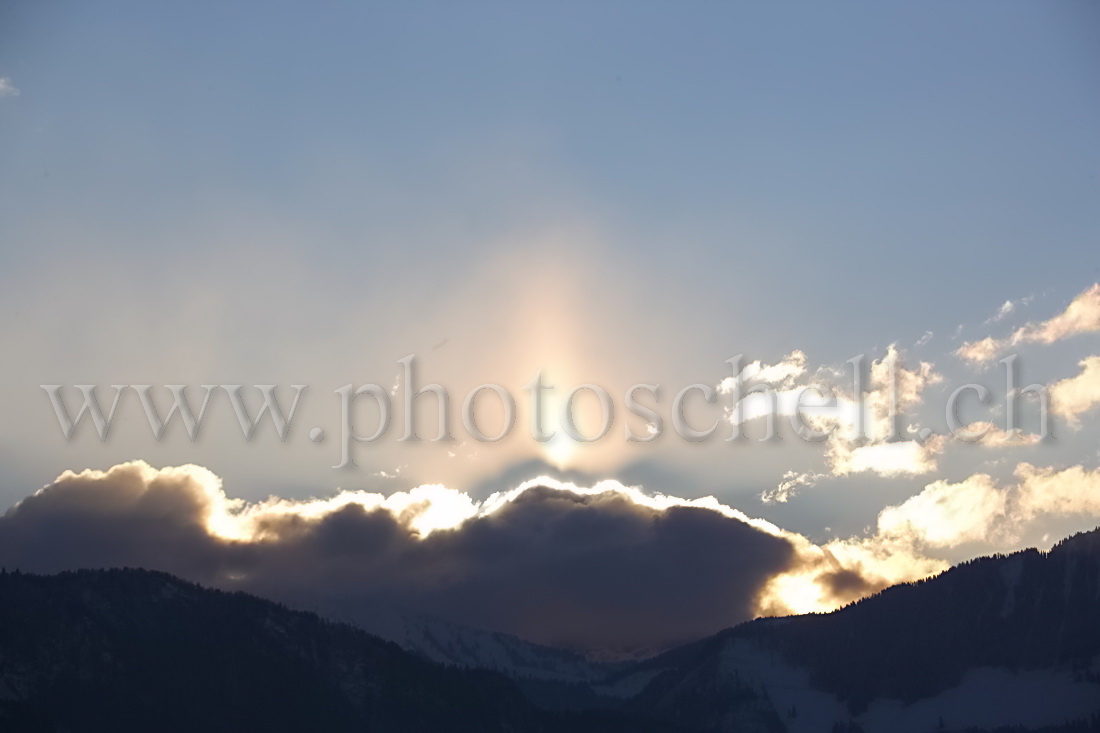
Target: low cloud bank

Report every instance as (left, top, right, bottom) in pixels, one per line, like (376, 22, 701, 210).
(0, 462, 803, 651)
(3, 460, 1094, 651)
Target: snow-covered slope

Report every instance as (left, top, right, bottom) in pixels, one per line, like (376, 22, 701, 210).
(323, 600, 622, 682)
(391, 613, 620, 683)
(857, 660, 1100, 733)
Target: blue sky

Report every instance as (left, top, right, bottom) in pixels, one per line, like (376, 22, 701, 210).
(2, 2, 1100, 610)
(5, 3, 1098, 314)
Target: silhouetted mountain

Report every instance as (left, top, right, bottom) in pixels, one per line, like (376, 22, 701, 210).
(2, 529, 1098, 732)
(610, 528, 1100, 732)
(0, 569, 677, 733)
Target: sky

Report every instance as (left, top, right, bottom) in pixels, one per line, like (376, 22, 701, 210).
(1, 1, 1099, 652)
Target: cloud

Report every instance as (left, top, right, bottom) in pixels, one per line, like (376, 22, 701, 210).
(956, 423, 1041, 447)
(742, 349, 809, 387)
(0, 77, 18, 97)
(955, 336, 1003, 364)
(762, 470, 825, 504)
(823, 345, 943, 478)
(721, 346, 944, 493)
(0, 461, 833, 652)
(21, 460, 1088, 645)
(957, 284, 1100, 364)
(760, 459, 1100, 614)
(877, 473, 1009, 548)
(33, 461, 1076, 640)
(717, 350, 808, 395)
(1050, 356, 1100, 427)
(1015, 462, 1100, 520)
(835, 437, 944, 477)
(985, 300, 1015, 324)
(870, 462, 1100, 551)
(755, 533, 948, 616)
(731, 336, 1063, 507)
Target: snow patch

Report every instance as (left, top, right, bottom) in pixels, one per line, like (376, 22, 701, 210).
(859, 664, 1100, 733)
(719, 638, 851, 733)
(591, 668, 666, 699)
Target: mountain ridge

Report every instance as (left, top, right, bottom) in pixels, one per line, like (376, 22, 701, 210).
(608, 528, 1100, 732)
(1, 528, 1098, 732)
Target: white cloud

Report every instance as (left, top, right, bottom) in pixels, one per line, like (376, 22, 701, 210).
(871, 461, 1100, 551)
(985, 300, 1015, 324)
(1050, 356, 1100, 427)
(956, 336, 1002, 364)
(755, 458, 1100, 616)
(835, 437, 945, 477)
(1015, 462, 1100, 520)
(721, 346, 946, 492)
(824, 346, 943, 477)
(0, 77, 19, 97)
(957, 423, 1042, 447)
(718, 350, 808, 394)
(957, 284, 1100, 364)
(762, 470, 824, 504)
(877, 473, 1008, 548)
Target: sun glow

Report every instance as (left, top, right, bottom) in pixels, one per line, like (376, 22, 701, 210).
(759, 571, 830, 616)
(541, 430, 578, 469)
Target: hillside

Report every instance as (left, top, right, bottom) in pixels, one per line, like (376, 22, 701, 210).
(0, 569, 670, 732)
(1, 529, 1098, 732)
(612, 529, 1100, 732)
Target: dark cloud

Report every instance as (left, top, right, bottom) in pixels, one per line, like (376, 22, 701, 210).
(0, 462, 803, 651)
(818, 568, 877, 604)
